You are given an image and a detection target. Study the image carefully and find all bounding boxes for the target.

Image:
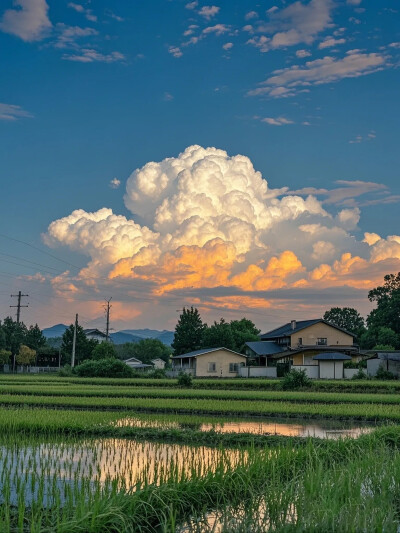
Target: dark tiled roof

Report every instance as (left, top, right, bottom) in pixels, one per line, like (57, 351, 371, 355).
(245, 341, 284, 356)
(313, 352, 352, 361)
(261, 319, 355, 339)
(172, 347, 247, 359)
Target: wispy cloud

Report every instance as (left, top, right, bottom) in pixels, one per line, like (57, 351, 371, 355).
(202, 24, 230, 36)
(168, 45, 183, 58)
(0, 103, 33, 121)
(62, 49, 125, 63)
(67, 3, 97, 23)
(222, 42, 233, 50)
(248, 51, 388, 98)
(296, 49, 311, 58)
(247, 0, 334, 53)
(349, 131, 376, 144)
(318, 36, 346, 49)
(0, 0, 51, 42)
(54, 24, 98, 49)
(261, 116, 294, 126)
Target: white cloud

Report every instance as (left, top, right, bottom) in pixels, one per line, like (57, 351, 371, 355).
(222, 42, 233, 50)
(318, 37, 346, 49)
(44, 146, 400, 318)
(248, 0, 334, 53)
(109, 178, 121, 189)
(248, 52, 388, 97)
(261, 116, 294, 126)
(349, 130, 376, 144)
(185, 1, 198, 9)
(202, 24, 230, 36)
(68, 3, 97, 23)
(0, 103, 33, 121)
(198, 6, 220, 20)
(296, 49, 311, 58)
(54, 24, 98, 49)
(168, 46, 183, 58)
(62, 49, 125, 63)
(388, 42, 400, 49)
(347, 0, 362, 5)
(245, 11, 258, 20)
(0, 0, 51, 41)
(163, 92, 174, 101)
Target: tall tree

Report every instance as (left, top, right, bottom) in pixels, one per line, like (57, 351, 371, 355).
(16, 345, 36, 366)
(323, 307, 365, 338)
(202, 319, 235, 350)
(230, 318, 260, 352)
(92, 342, 117, 361)
(172, 307, 205, 355)
(367, 272, 400, 335)
(25, 324, 47, 351)
(1, 317, 28, 355)
(61, 324, 98, 365)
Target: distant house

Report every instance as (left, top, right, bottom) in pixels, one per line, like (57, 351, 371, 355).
(172, 347, 247, 378)
(125, 357, 153, 371)
(245, 341, 284, 365)
(84, 329, 108, 343)
(367, 351, 400, 377)
(151, 358, 166, 370)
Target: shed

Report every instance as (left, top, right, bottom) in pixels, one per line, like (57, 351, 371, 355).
(313, 352, 351, 380)
(172, 347, 247, 378)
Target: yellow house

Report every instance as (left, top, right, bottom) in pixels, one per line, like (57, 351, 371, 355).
(172, 347, 247, 378)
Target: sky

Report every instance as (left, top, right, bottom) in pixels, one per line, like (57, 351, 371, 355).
(0, 0, 400, 334)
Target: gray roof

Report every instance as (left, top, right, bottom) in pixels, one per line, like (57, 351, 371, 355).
(368, 352, 400, 362)
(245, 341, 284, 356)
(261, 319, 355, 340)
(172, 347, 247, 360)
(313, 352, 352, 361)
(84, 328, 107, 337)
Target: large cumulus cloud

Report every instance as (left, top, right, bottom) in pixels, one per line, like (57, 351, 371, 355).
(44, 145, 400, 316)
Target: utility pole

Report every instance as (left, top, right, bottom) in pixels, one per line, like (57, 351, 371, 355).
(10, 291, 29, 323)
(104, 298, 112, 342)
(71, 313, 78, 368)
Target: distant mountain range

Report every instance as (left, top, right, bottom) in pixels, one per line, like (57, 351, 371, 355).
(42, 324, 174, 345)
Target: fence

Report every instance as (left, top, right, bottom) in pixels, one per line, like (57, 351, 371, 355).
(238, 366, 277, 378)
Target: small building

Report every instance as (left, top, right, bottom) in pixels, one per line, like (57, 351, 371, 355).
(151, 358, 166, 370)
(172, 347, 247, 378)
(245, 341, 284, 366)
(272, 349, 353, 379)
(367, 352, 400, 377)
(84, 328, 108, 343)
(313, 352, 352, 379)
(125, 357, 154, 371)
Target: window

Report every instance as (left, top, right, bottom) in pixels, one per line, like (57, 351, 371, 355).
(298, 337, 303, 345)
(208, 362, 216, 372)
(317, 338, 327, 346)
(229, 363, 240, 373)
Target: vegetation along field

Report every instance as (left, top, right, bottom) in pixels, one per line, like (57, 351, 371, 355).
(1, 374, 400, 532)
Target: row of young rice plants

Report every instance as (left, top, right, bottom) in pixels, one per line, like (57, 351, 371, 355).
(0, 382, 394, 405)
(1, 374, 400, 393)
(3, 383, 400, 405)
(1, 393, 400, 420)
(1, 427, 400, 532)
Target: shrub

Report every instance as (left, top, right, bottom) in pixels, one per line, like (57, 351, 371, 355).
(177, 371, 193, 387)
(351, 369, 368, 380)
(376, 365, 397, 381)
(92, 342, 117, 360)
(58, 364, 73, 377)
(281, 369, 311, 390)
(74, 359, 134, 378)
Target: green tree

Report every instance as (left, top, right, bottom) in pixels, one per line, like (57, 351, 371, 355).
(372, 344, 395, 351)
(0, 324, 6, 350)
(230, 318, 260, 352)
(323, 307, 365, 338)
(202, 319, 235, 350)
(0, 349, 11, 365)
(119, 338, 171, 364)
(25, 324, 47, 351)
(92, 342, 117, 360)
(1, 317, 28, 368)
(16, 345, 36, 366)
(367, 272, 400, 336)
(61, 324, 98, 365)
(172, 307, 205, 355)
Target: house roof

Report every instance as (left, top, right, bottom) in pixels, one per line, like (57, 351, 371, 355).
(172, 347, 247, 360)
(125, 357, 142, 364)
(271, 346, 359, 361)
(245, 341, 284, 356)
(367, 351, 400, 362)
(260, 319, 355, 340)
(84, 328, 107, 337)
(313, 352, 352, 361)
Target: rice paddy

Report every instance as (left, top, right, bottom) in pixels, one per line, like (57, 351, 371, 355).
(0, 374, 400, 532)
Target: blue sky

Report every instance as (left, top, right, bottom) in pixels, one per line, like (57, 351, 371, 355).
(0, 0, 400, 331)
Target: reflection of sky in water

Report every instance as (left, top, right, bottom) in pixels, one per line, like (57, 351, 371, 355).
(115, 415, 377, 439)
(0, 439, 246, 506)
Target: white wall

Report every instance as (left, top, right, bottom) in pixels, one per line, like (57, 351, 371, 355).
(344, 368, 358, 379)
(293, 365, 319, 379)
(239, 367, 277, 378)
(319, 361, 343, 379)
